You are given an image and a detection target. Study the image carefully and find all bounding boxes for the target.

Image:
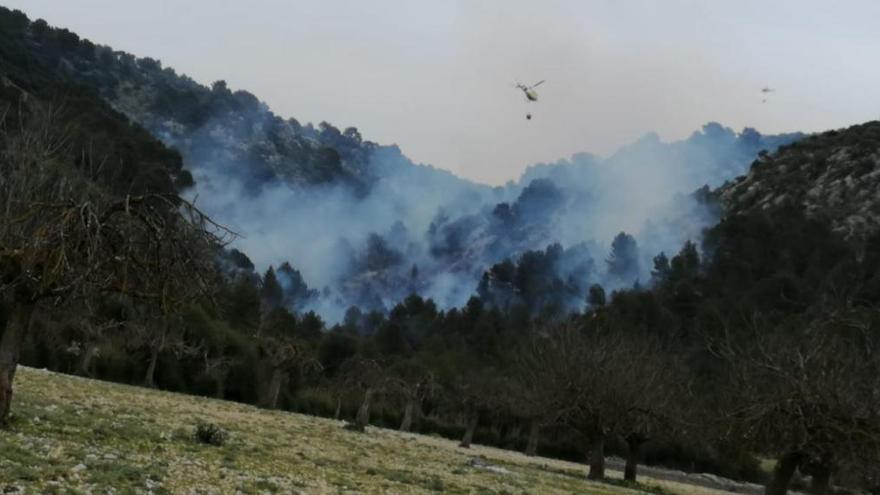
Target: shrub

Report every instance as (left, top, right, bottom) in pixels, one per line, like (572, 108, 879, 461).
(193, 421, 227, 446)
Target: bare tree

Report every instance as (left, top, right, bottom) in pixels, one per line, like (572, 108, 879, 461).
(71, 316, 120, 377)
(0, 102, 232, 424)
(199, 349, 235, 399)
(607, 336, 688, 483)
(550, 323, 614, 481)
(336, 357, 386, 432)
(506, 323, 611, 477)
(386, 359, 438, 432)
(518, 320, 688, 482)
(445, 371, 507, 449)
(128, 311, 200, 388)
(257, 336, 321, 409)
(713, 304, 880, 495)
(511, 327, 582, 456)
(42, 297, 125, 377)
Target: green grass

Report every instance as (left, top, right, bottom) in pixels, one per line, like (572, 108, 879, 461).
(0, 367, 731, 494)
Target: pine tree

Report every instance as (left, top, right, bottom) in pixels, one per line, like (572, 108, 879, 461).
(651, 252, 670, 284)
(607, 232, 640, 285)
(261, 266, 284, 310)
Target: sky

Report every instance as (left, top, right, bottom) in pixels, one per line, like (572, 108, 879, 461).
(7, 0, 880, 185)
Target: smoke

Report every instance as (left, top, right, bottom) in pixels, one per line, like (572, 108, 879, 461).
(183, 125, 497, 321)
(1, 19, 804, 323)
(179, 115, 800, 323)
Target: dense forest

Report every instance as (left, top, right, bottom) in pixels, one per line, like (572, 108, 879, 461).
(1, 6, 880, 495)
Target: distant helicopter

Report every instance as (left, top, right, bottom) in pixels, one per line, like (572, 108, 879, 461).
(514, 80, 544, 120)
(515, 80, 545, 102)
(760, 87, 775, 103)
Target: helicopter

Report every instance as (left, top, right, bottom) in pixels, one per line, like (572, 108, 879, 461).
(515, 80, 544, 120)
(761, 87, 775, 94)
(515, 80, 545, 102)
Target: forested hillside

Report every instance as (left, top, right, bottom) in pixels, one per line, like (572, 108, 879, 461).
(1, 6, 472, 193)
(2, 6, 879, 495)
(0, 8, 190, 196)
(0, 6, 806, 320)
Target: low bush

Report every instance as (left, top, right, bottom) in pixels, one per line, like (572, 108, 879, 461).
(193, 421, 227, 446)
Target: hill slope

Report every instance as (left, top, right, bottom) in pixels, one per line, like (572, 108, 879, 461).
(1, 367, 739, 494)
(0, 8, 191, 197)
(718, 121, 880, 240)
(0, 5, 475, 194)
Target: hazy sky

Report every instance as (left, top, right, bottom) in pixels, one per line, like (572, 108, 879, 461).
(8, 0, 880, 185)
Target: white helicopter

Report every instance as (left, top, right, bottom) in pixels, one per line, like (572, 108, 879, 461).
(514, 80, 545, 119)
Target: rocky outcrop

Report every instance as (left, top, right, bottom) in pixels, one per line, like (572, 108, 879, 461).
(718, 121, 880, 240)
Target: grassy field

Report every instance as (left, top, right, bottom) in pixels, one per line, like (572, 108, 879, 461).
(0, 367, 735, 494)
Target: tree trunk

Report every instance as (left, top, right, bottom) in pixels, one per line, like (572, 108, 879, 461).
(399, 397, 415, 432)
(264, 367, 284, 409)
(808, 463, 832, 495)
(587, 435, 606, 481)
(214, 376, 226, 400)
(525, 418, 540, 456)
(0, 303, 35, 425)
(145, 325, 168, 389)
(765, 452, 802, 495)
(334, 396, 342, 420)
(144, 347, 159, 388)
(504, 422, 521, 448)
(459, 410, 479, 448)
(77, 343, 98, 377)
(624, 437, 646, 482)
(354, 388, 374, 431)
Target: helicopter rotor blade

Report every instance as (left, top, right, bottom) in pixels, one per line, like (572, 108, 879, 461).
(530, 80, 545, 89)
